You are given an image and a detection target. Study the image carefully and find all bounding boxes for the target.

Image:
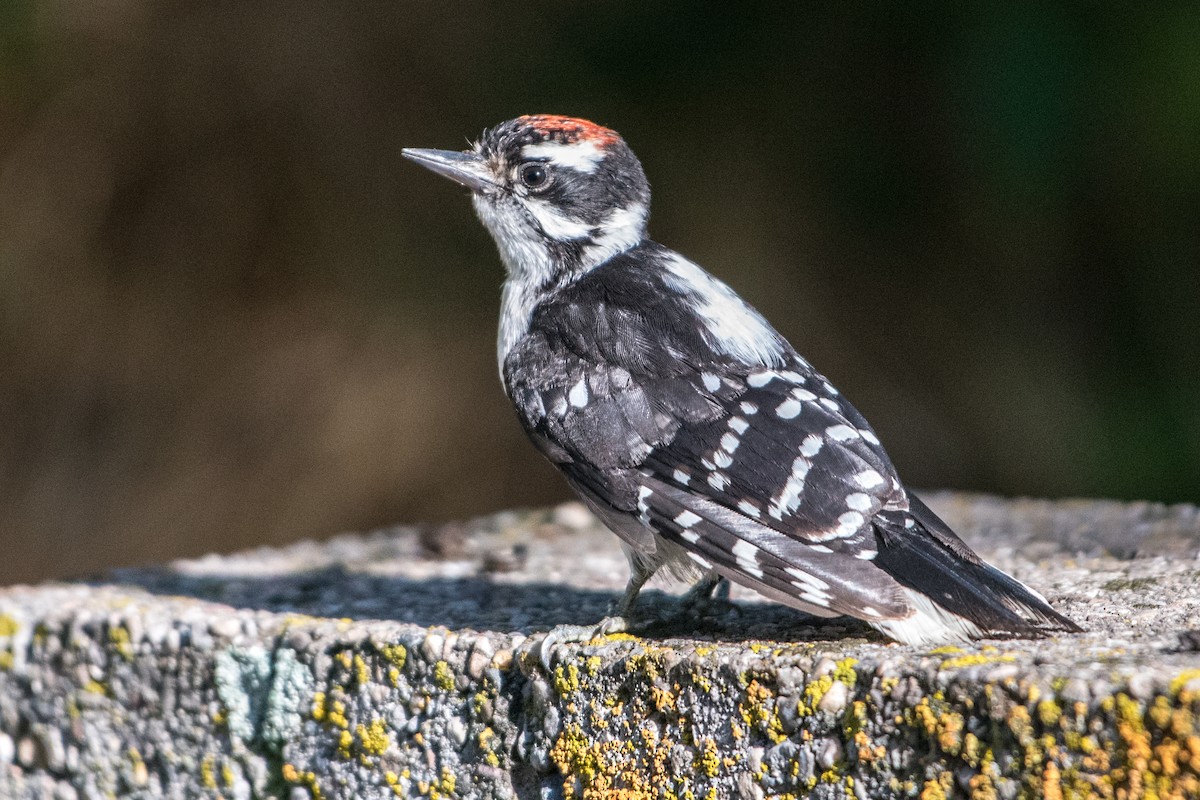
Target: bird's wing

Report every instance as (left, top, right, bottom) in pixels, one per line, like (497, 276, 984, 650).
(506, 325, 917, 619)
(504, 250, 1078, 635)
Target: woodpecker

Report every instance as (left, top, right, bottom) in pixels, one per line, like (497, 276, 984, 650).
(403, 115, 1079, 646)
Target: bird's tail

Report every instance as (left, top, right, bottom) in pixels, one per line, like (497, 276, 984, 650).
(869, 495, 1080, 645)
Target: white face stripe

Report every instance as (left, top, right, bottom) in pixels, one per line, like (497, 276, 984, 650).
(521, 140, 606, 173)
(523, 198, 593, 241)
(662, 254, 786, 368)
(582, 203, 647, 267)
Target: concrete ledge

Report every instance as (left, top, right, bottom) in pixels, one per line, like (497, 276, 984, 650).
(1, 492, 1198, 799)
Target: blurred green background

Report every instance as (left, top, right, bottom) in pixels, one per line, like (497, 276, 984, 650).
(1, 2, 1197, 583)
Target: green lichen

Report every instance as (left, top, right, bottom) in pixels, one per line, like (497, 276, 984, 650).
(1102, 577, 1158, 592)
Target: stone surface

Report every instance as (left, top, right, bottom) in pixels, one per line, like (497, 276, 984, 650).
(0, 491, 1198, 799)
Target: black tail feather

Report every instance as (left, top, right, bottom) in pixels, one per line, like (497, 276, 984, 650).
(873, 495, 1081, 637)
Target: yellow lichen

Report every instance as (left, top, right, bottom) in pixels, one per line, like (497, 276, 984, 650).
(555, 663, 582, 696)
(0, 615, 18, 637)
(282, 763, 325, 800)
(650, 684, 676, 712)
(353, 653, 370, 686)
(200, 755, 217, 789)
(356, 718, 391, 756)
(107, 624, 134, 661)
(1037, 699, 1062, 728)
(433, 660, 456, 692)
(479, 726, 501, 768)
(697, 737, 721, 777)
(832, 657, 858, 688)
(310, 691, 326, 721)
(1170, 669, 1200, 698)
(940, 652, 1015, 670)
(380, 643, 408, 671)
(384, 769, 406, 797)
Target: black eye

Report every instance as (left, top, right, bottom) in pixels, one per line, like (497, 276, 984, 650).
(519, 162, 549, 190)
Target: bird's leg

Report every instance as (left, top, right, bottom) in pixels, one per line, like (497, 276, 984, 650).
(668, 572, 728, 618)
(611, 558, 655, 617)
(529, 560, 658, 670)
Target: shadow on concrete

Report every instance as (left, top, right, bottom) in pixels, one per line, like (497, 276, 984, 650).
(94, 566, 880, 644)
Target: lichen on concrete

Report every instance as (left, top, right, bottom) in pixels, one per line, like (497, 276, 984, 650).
(0, 492, 1197, 798)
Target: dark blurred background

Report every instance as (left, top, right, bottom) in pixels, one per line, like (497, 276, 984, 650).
(1, 2, 1197, 583)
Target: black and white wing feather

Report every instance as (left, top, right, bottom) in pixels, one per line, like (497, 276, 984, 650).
(504, 243, 1079, 643)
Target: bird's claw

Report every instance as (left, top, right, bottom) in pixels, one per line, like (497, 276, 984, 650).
(523, 615, 630, 673)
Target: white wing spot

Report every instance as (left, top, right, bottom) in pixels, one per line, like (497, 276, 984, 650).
(732, 539, 764, 578)
(799, 434, 823, 457)
(673, 469, 691, 486)
(836, 511, 865, 536)
(808, 544, 833, 553)
(674, 510, 702, 528)
(819, 397, 840, 412)
(713, 450, 733, 469)
(860, 429, 881, 445)
(826, 424, 859, 441)
(823, 381, 839, 395)
(568, 378, 589, 407)
(769, 457, 811, 519)
(798, 592, 830, 608)
(779, 370, 805, 383)
(720, 432, 740, 453)
(791, 387, 817, 402)
(701, 372, 721, 392)
(747, 371, 775, 388)
(855, 469, 885, 489)
(903, 517, 916, 529)
(688, 552, 713, 569)
(728, 416, 750, 434)
(740, 401, 759, 415)
(855, 549, 878, 560)
(846, 492, 873, 512)
(707, 471, 729, 491)
(636, 485, 653, 523)
(737, 500, 761, 518)
(785, 567, 830, 591)
(681, 530, 700, 544)
(775, 398, 802, 419)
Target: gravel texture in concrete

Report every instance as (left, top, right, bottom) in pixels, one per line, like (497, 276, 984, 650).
(0, 492, 1198, 799)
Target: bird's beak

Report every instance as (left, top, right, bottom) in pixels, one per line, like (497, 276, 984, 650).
(402, 148, 497, 193)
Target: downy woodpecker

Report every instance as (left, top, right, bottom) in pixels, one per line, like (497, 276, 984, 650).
(403, 115, 1079, 646)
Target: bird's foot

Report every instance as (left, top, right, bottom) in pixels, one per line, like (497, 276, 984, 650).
(522, 615, 630, 672)
(635, 576, 737, 632)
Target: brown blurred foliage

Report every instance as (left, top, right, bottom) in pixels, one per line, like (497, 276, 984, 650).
(1, 2, 1197, 582)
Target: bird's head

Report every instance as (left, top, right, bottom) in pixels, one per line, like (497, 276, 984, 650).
(404, 115, 650, 284)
